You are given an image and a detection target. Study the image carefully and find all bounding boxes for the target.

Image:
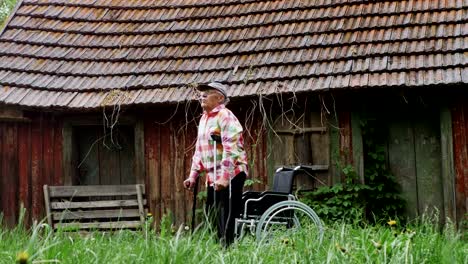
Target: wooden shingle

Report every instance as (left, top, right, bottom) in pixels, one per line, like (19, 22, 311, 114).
(0, 0, 466, 109)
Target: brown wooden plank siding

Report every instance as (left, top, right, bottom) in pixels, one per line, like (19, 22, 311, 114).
(1, 123, 18, 227)
(144, 119, 161, 226)
(338, 111, 353, 182)
(0, 113, 63, 227)
(452, 100, 468, 225)
(143, 107, 267, 225)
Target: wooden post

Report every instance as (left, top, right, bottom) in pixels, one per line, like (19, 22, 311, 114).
(440, 107, 456, 221)
(136, 184, 145, 225)
(43, 185, 53, 228)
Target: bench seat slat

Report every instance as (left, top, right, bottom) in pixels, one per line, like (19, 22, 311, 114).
(52, 209, 142, 221)
(51, 199, 147, 209)
(55, 221, 142, 230)
(48, 185, 145, 197)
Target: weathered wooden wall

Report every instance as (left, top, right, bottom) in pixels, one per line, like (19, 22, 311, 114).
(452, 99, 468, 225)
(144, 105, 267, 226)
(0, 113, 63, 227)
(2, 93, 466, 228)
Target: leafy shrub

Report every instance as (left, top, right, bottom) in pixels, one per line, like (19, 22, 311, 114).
(302, 117, 405, 224)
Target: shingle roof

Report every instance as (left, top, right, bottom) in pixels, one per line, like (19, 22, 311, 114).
(0, 0, 466, 109)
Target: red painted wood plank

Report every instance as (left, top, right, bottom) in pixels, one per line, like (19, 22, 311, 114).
(43, 115, 54, 187)
(2, 123, 19, 227)
(251, 121, 262, 192)
(174, 122, 187, 225)
(144, 119, 161, 223)
(184, 124, 197, 225)
(160, 122, 174, 220)
(452, 102, 467, 223)
(338, 111, 353, 181)
(0, 125, 3, 221)
(31, 114, 43, 221)
(259, 123, 268, 191)
(18, 123, 31, 227)
(53, 118, 63, 185)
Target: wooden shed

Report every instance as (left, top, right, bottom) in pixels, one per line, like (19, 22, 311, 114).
(0, 0, 466, 228)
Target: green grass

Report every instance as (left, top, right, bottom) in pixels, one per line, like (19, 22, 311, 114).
(0, 215, 466, 264)
(0, 0, 17, 29)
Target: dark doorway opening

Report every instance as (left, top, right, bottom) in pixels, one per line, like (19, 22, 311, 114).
(73, 125, 136, 185)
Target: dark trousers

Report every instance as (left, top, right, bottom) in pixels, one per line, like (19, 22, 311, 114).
(206, 172, 246, 246)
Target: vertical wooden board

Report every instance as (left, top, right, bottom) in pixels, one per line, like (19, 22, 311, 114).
(144, 120, 161, 223)
(53, 118, 63, 185)
(388, 117, 418, 218)
(159, 122, 173, 219)
(134, 121, 145, 184)
(183, 126, 195, 225)
(329, 113, 341, 185)
(174, 125, 186, 225)
(0, 125, 3, 219)
(249, 120, 266, 191)
(308, 111, 330, 188)
(310, 112, 329, 166)
(31, 114, 43, 221)
(42, 116, 54, 186)
(295, 132, 312, 191)
(77, 126, 100, 185)
(338, 111, 353, 166)
(62, 123, 73, 185)
(464, 104, 468, 222)
(18, 123, 31, 226)
(119, 126, 136, 184)
(451, 102, 467, 224)
(2, 123, 18, 227)
(257, 123, 268, 191)
(99, 128, 122, 185)
(335, 111, 353, 184)
(413, 112, 443, 219)
(440, 107, 456, 220)
(351, 112, 364, 182)
(266, 127, 276, 186)
(271, 115, 296, 169)
(184, 124, 197, 225)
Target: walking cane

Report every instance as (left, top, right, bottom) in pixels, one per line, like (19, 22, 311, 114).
(190, 177, 199, 233)
(211, 134, 222, 208)
(211, 134, 223, 239)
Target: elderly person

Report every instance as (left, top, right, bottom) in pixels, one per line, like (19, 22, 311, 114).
(184, 82, 248, 246)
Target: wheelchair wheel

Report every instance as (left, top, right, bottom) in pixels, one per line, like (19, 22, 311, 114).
(255, 200, 324, 243)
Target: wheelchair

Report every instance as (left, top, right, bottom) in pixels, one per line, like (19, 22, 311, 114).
(235, 165, 324, 242)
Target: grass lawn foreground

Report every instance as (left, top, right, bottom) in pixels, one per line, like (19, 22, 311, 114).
(0, 213, 466, 264)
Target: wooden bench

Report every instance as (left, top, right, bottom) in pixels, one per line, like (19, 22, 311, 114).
(43, 184, 147, 232)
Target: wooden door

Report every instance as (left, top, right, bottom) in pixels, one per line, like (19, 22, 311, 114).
(74, 125, 136, 185)
(387, 110, 444, 219)
(269, 111, 330, 192)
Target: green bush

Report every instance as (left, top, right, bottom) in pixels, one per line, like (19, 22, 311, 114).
(302, 117, 405, 224)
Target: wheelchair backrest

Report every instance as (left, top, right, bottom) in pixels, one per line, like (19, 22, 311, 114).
(272, 168, 295, 194)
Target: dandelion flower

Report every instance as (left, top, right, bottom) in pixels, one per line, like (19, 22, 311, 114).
(335, 243, 347, 253)
(371, 240, 382, 249)
(16, 251, 29, 264)
(147, 213, 153, 217)
(387, 220, 397, 226)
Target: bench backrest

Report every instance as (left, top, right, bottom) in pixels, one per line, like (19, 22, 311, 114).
(43, 184, 146, 231)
